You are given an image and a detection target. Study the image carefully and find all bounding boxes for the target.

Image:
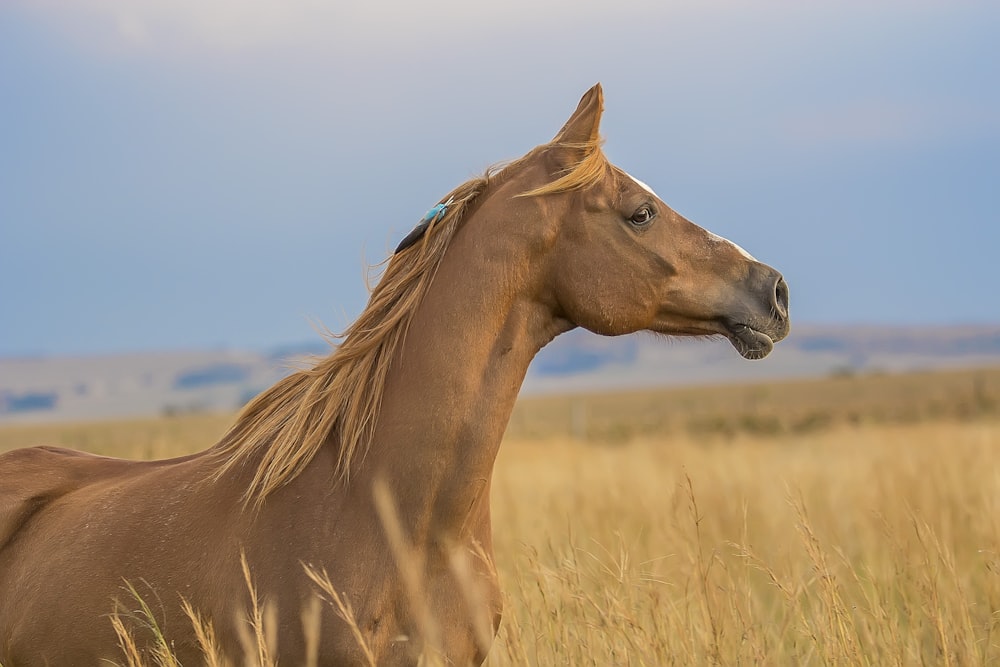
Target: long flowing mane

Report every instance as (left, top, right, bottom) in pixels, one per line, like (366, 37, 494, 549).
(210, 137, 608, 505)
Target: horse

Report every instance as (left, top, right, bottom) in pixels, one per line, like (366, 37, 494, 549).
(0, 84, 789, 666)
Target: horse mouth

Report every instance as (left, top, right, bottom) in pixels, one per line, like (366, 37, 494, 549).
(725, 323, 775, 360)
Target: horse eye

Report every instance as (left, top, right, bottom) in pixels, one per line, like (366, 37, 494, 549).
(629, 206, 655, 226)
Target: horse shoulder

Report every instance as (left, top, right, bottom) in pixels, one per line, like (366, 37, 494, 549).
(0, 446, 139, 552)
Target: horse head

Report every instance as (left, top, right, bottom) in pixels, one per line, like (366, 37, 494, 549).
(469, 83, 790, 359)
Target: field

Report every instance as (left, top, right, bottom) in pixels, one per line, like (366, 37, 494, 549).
(1, 366, 999, 665)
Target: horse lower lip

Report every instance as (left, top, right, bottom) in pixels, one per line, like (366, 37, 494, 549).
(729, 324, 774, 360)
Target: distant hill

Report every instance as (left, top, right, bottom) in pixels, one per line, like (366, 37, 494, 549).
(2, 325, 999, 423)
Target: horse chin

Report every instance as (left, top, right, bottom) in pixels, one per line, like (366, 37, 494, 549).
(726, 323, 774, 360)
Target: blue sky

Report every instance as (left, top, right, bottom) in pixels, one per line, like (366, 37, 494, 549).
(1, 1, 998, 356)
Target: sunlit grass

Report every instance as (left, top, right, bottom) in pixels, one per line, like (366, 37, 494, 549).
(2, 368, 998, 664)
(488, 421, 1000, 665)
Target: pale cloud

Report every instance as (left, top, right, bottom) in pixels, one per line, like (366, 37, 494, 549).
(20, 0, 338, 55)
(11, 0, 983, 60)
(12, 0, 668, 57)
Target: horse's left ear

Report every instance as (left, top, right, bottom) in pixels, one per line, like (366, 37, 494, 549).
(551, 83, 604, 146)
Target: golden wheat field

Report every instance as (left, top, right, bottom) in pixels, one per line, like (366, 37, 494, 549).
(1, 367, 999, 666)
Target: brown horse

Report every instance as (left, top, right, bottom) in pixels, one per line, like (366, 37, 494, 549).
(0, 84, 789, 666)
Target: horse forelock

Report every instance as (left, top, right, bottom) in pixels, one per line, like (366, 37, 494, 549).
(208, 137, 611, 506)
(521, 136, 609, 197)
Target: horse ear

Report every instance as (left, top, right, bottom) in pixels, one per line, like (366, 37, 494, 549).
(552, 83, 604, 146)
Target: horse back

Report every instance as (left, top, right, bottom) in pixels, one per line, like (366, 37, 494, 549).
(0, 446, 151, 552)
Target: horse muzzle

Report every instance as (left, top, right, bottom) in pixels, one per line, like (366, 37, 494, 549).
(722, 268, 790, 360)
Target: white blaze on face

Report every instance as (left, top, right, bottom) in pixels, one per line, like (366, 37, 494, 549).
(706, 231, 757, 261)
(623, 168, 757, 262)
(623, 170, 658, 197)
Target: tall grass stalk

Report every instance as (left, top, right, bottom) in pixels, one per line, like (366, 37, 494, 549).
(2, 375, 997, 666)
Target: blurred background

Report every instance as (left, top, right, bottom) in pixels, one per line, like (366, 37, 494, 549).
(2, 8, 999, 661)
(2, 0, 998, 420)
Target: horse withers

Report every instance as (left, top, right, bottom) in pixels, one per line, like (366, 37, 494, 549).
(0, 84, 788, 666)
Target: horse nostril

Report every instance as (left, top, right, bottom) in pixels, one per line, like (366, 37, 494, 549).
(773, 277, 789, 319)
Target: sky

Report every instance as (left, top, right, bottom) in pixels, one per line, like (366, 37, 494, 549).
(1, 0, 998, 357)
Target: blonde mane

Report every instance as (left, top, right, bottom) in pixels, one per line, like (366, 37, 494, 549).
(211, 138, 608, 505)
(521, 138, 607, 197)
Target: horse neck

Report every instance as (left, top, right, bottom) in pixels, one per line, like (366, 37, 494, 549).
(358, 216, 565, 543)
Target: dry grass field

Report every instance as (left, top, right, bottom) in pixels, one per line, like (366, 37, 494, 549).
(1, 367, 998, 665)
